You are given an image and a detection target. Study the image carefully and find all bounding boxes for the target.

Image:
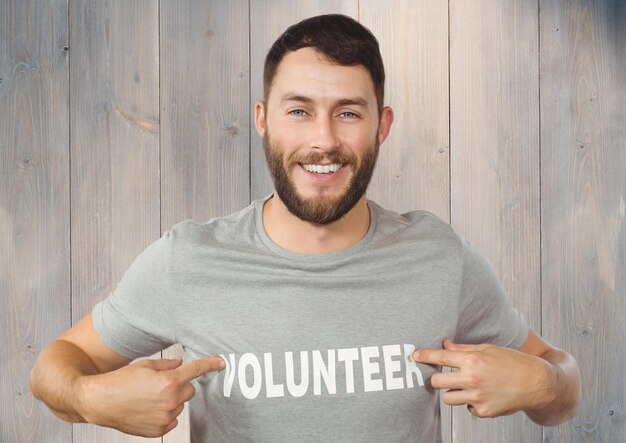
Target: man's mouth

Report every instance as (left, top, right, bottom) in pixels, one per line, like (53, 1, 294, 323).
(301, 163, 344, 174)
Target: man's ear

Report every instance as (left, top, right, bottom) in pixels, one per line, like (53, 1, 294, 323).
(377, 106, 394, 145)
(254, 101, 266, 137)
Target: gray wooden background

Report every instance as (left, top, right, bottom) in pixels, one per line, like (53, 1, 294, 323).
(1, 0, 624, 442)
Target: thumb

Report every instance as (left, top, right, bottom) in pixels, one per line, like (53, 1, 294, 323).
(443, 339, 458, 350)
(140, 357, 184, 372)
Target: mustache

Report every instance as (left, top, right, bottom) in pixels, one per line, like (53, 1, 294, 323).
(286, 151, 357, 167)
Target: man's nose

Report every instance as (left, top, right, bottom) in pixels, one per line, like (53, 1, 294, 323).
(309, 115, 340, 152)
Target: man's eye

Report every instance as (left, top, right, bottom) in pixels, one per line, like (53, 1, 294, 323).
(289, 109, 307, 117)
(339, 111, 359, 119)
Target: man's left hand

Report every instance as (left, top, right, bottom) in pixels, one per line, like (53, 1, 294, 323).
(412, 339, 556, 418)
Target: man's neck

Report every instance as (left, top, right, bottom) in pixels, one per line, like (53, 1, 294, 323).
(262, 194, 371, 255)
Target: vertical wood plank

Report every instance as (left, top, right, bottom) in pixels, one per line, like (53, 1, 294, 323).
(450, 0, 541, 442)
(249, 0, 358, 202)
(361, 0, 450, 220)
(0, 1, 71, 442)
(541, 1, 626, 442)
(160, 0, 249, 441)
(161, 0, 250, 227)
(70, 1, 160, 442)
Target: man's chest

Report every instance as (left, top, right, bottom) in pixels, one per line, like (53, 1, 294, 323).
(174, 265, 460, 398)
(171, 253, 460, 441)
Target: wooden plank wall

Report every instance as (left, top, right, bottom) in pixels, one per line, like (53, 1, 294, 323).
(69, 2, 161, 442)
(541, 1, 626, 442)
(1, 0, 624, 442)
(0, 1, 71, 442)
(449, 1, 542, 442)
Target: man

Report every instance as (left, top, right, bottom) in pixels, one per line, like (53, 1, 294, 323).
(31, 14, 580, 442)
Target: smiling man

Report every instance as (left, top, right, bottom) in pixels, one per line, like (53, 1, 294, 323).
(31, 14, 580, 443)
(259, 44, 393, 253)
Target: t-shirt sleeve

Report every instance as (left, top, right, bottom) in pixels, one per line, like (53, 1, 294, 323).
(92, 230, 178, 360)
(453, 238, 529, 350)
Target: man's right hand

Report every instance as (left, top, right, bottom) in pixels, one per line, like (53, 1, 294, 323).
(78, 356, 225, 438)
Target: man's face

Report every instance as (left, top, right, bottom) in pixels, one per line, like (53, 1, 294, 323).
(256, 47, 392, 225)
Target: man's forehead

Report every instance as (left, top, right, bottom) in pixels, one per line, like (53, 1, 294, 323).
(268, 48, 376, 104)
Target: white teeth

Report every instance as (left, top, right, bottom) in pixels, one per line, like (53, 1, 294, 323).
(302, 163, 343, 174)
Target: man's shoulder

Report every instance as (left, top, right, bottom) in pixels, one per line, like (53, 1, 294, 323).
(369, 200, 458, 241)
(164, 200, 259, 249)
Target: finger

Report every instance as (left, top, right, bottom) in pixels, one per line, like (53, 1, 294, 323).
(412, 349, 464, 368)
(443, 339, 489, 352)
(176, 356, 226, 383)
(441, 388, 470, 407)
(442, 339, 460, 350)
(140, 357, 183, 372)
(163, 418, 179, 436)
(178, 382, 197, 403)
(430, 372, 467, 391)
(169, 403, 185, 420)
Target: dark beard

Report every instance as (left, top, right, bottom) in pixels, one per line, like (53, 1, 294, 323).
(263, 130, 379, 225)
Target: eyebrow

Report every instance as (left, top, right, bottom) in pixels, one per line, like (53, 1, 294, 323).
(280, 94, 369, 108)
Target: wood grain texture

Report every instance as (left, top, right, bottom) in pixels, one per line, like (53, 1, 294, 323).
(540, 1, 626, 442)
(69, 1, 160, 442)
(160, 0, 250, 228)
(360, 0, 450, 220)
(160, 0, 249, 441)
(249, 0, 357, 202)
(450, 0, 541, 442)
(0, 1, 71, 442)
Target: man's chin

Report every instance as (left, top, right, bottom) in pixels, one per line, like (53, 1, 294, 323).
(296, 192, 348, 210)
(296, 190, 343, 202)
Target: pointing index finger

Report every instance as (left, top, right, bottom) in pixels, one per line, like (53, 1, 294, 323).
(176, 356, 226, 383)
(413, 349, 463, 369)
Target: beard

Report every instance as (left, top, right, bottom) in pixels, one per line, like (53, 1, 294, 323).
(263, 129, 379, 225)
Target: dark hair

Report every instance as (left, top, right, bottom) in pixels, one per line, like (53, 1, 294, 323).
(263, 14, 385, 114)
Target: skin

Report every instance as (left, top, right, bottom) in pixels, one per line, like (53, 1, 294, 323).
(30, 46, 580, 436)
(413, 334, 580, 425)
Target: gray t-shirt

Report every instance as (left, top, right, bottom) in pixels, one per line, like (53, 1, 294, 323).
(92, 197, 528, 443)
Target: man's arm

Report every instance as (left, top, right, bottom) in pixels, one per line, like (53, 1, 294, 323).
(516, 329, 580, 425)
(30, 313, 225, 437)
(30, 314, 131, 422)
(412, 329, 580, 426)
